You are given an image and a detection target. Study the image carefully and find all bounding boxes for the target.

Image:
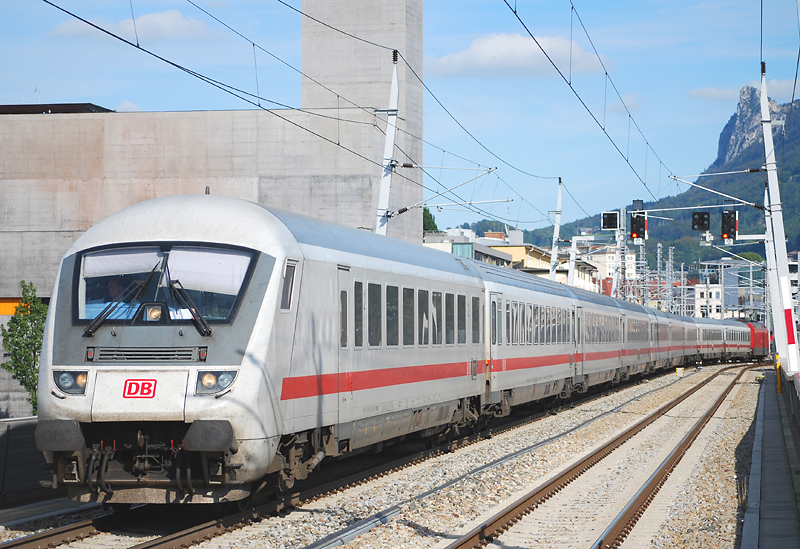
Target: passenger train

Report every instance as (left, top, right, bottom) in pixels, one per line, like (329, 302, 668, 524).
(34, 195, 770, 504)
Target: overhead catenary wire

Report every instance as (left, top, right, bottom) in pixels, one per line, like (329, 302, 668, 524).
(502, 1, 688, 239)
(191, 0, 550, 227)
(274, 0, 585, 221)
(39, 0, 440, 197)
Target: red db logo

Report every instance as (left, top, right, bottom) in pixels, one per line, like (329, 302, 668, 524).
(123, 379, 157, 398)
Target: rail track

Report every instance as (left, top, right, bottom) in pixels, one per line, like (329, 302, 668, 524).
(442, 364, 756, 549)
(0, 365, 730, 549)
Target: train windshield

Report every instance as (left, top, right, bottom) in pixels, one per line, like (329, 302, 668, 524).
(77, 245, 254, 322)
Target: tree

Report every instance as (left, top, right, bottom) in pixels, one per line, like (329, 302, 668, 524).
(1, 281, 48, 414)
(423, 207, 438, 231)
(737, 251, 764, 263)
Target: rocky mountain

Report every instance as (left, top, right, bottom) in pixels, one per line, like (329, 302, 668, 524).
(715, 86, 784, 165)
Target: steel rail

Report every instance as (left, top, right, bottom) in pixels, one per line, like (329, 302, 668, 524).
(590, 365, 753, 548)
(120, 371, 684, 549)
(0, 367, 688, 549)
(0, 505, 155, 549)
(444, 364, 754, 549)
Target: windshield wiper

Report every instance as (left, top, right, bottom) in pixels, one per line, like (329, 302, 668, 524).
(169, 279, 212, 337)
(84, 262, 161, 337)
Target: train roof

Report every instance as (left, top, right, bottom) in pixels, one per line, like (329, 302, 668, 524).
(267, 207, 485, 279)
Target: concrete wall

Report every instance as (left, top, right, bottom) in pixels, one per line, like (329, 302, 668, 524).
(0, 0, 423, 300)
(301, 0, 424, 244)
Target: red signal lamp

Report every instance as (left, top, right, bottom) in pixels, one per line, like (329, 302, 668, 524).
(631, 232, 638, 239)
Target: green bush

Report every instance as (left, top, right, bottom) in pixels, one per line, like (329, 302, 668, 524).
(1, 281, 48, 414)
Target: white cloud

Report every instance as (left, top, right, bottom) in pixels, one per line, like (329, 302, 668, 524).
(689, 86, 738, 102)
(426, 33, 604, 79)
(50, 10, 222, 43)
(115, 100, 142, 112)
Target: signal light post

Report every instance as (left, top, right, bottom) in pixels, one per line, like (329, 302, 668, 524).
(691, 211, 710, 232)
(630, 213, 647, 243)
(721, 209, 738, 243)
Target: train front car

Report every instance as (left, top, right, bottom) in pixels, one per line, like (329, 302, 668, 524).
(35, 195, 292, 504)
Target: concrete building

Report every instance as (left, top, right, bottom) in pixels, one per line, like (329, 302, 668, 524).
(0, 0, 422, 302)
(423, 232, 512, 267)
(0, 0, 423, 417)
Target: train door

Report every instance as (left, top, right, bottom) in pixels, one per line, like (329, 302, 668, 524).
(619, 314, 625, 367)
(488, 293, 503, 396)
(337, 266, 352, 440)
(574, 306, 583, 381)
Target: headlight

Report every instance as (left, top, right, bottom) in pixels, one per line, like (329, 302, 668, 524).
(196, 371, 237, 395)
(144, 304, 163, 322)
(54, 371, 88, 395)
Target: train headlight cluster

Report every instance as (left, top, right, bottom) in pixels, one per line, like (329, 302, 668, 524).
(196, 371, 237, 395)
(54, 371, 88, 394)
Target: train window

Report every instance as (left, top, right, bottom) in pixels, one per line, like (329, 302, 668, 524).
(387, 286, 399, 347)
(403, 288, 415, 346)
(521, 303, 527, 344)
(556, 309, 562, 344)
(432, 292, 443, 345)
(534, 305, 539, 344)
(418, 290, 429, 346)
(527, 305, 532, 344)
(354, 281, 363, 348)
(340, 290, 347, 348)
(505, 302, 511, 345)
(458, 295, 467, 344)
(570, 311, 574, 343)
(281, 263, 296, 310)
(472, 297, 480, 344)
(545, 307, 551, 344)
(368, 283, 381, 347)
(491, 301, 497, 345)
(511, 302, 518, 344)
(498, 299, 503, 344)
(445, 293, 455, 345)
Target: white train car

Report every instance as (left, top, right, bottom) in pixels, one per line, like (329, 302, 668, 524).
(34, 195, 754, 504)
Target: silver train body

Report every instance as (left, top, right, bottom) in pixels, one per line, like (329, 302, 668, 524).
(35, 195, 764, 504)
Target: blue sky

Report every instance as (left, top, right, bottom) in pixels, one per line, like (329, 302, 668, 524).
(3, 1, 800, 230)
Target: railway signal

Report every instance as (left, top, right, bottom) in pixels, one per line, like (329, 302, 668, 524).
(601, 211, 619, 230)
(721, 209, 738, 240)
(691, 211, 710, 231)
(630, 213, 646, 240)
